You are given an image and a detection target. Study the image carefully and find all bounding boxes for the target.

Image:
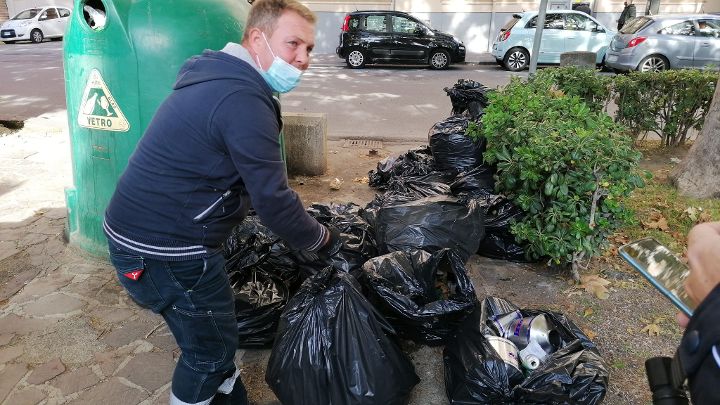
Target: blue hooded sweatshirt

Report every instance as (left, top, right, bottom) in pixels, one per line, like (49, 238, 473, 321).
(104, 47, 326, 260)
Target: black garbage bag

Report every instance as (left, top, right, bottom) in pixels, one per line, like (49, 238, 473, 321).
(428, 115, 486, 174)
(450, 165, 496, 198)
(224, 216, 299, 285)
(360, 249, 478, 345)
(475, 197, 531, 262)
(228, 267, 290, 348)
(224, 216, 300, 348)
(371, 173, 453, 207)
(443, 297, 609, 405)
(444, 79, 492, 119)
(368, 146, 435, 189)
(366, 194, 484, 262)
(290, 203, 378, 278)
(266, 267, 420, 405)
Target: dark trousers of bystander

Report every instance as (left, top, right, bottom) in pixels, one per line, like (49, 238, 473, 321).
(107, 240, 247, 405)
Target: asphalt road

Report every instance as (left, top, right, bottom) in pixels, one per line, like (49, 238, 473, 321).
(0, 40, 524, 141)
(0, 41, 66, 122)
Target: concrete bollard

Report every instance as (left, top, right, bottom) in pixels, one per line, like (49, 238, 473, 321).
(559, 51, 597, 68)
(282, 112, 328, 176)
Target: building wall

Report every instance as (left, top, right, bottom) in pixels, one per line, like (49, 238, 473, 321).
(306, 0, 716, 54)
(0, 0, 8, 23)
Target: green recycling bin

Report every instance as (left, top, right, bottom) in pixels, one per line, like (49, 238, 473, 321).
(63, 0, 249, 256)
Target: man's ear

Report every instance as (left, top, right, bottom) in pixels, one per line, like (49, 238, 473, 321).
(246, 27, 265, 52)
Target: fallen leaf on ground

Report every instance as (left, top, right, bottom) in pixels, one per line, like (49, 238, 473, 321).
(580, 275, 611, 299)
(611, 233, 630, 245)
(643, 215, 669, 232)
(583, 307, 594, 317)
(582, 328, 598, 340)
(699, 211, 713, 223)
(352, 177, 369, 184)
(641, 323, 662, 336)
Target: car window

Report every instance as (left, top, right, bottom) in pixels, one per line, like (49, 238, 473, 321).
(58, 8, 71, 18)
(565, 13, 594, 31)
(527, 13, 564, 30)
(659, 20, 694, 36)
(365, 15, 387, 33)
(501, 16, 521, 31)
(621, 16, 653, 33)
(40, 8, 59, 20)
(696, 19, 720, 38)
(392, 16, 422, 34)
(12, 8, 41, 20)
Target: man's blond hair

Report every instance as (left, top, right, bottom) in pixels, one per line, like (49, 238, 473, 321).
(242, 0, 316, 41)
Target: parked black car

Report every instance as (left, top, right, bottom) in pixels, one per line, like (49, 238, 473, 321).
(336, 10, 466, 69)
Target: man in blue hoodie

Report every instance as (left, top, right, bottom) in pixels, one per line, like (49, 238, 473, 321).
(103, 0, 339, 403)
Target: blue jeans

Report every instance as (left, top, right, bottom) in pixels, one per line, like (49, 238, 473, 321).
(108, 241, 247, 405)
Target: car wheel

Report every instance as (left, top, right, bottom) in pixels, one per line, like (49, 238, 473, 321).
(503, 47, 529, 71)
(30, 29, 44, 43)
(346, 48, 366, 69)
(429, 49, 450, 70)
(638, 55, 668, 72)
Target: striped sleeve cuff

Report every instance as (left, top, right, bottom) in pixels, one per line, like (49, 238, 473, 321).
(306, 225, 328, 252)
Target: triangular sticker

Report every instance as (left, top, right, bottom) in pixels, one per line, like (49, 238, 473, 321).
(123, 269, 144, 281)
(77, 69, 130, 132)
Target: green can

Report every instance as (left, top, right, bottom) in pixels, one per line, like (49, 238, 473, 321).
(63, 0, 249, 256)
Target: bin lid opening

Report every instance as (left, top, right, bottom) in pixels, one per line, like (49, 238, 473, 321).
(82, 0, 107, 30)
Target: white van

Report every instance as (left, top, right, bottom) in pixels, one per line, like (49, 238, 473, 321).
(1, 7, 72, 44)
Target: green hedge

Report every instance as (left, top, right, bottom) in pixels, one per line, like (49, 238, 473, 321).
(468, 75, 645, 279)
(535, 67, 718, 146)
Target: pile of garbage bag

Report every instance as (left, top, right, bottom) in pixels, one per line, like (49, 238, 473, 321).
(218, 79, 605, 403)
(361, 249, 477, 345)
(366, 79, 529, 262)
(266, 267, 420, 405)
(443, 296, 609, 404)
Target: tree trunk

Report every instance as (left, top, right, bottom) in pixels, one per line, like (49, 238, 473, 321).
(670, 79, 720, 198)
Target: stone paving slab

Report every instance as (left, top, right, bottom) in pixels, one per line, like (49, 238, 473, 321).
(52, 366, 101, 396)
(65, 377, 149, 405)
(4, 386, 46, 405)
(27, 358, 65, 385)
(0, 363, 28, 402)
(116, 352, 176, 392)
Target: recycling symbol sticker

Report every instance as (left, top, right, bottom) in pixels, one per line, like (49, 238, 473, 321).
(77, 69, 130, 132)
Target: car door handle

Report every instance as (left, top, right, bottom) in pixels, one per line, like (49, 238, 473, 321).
(700, 42, 710, 47)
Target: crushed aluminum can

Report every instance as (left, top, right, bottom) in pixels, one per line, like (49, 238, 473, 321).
(506, 314, 561, 353)
(484, 335, 521, 372)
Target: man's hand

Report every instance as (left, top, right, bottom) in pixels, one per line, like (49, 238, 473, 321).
(315, 226, 342, 260)
(678, 221, 720, 326)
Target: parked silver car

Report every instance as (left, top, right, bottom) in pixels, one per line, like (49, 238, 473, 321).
(605, 14, 720, 72)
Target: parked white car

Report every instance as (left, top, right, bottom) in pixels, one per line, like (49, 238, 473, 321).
(492, 10, 614, 71)
(1, 6, 72, 44)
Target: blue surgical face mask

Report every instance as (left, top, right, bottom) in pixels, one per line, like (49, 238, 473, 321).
(255, 32, 303, 93)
